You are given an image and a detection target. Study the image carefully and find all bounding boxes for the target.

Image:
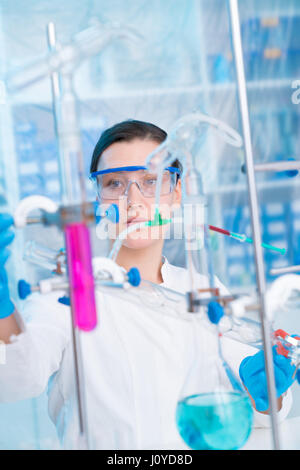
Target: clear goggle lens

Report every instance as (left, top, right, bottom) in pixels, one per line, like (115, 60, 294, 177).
(93, 169, 177, 199)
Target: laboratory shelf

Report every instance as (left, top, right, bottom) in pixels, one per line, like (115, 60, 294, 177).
(207, 178, 300, 208)
(69, 78, 298, 101)
(8, 76, 296, 106)
(210, 178, 300, 195)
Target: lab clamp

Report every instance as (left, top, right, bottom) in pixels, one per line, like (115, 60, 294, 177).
(6, 19, 144, 450)
(5, 6, 300, 450)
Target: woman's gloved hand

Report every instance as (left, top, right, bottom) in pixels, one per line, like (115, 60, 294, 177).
(239, 346, 296, 412)
(0, 213, 15, 319)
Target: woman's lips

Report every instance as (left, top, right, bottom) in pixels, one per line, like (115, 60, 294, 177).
(126, 218, 148, 226)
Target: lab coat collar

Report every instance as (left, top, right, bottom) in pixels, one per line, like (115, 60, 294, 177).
(160, 255, 169, 285)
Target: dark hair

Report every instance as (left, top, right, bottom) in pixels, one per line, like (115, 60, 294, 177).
(90, 119, 182, 177)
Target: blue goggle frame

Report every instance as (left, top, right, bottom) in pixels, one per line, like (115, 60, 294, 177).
(90, 165, 181, 180)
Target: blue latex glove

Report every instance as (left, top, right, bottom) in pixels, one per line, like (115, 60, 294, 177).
(0, 213, 15, 319)
(239, 345, 296, 412)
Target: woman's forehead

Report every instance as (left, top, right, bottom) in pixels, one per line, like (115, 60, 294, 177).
(97, 139, 160, 171)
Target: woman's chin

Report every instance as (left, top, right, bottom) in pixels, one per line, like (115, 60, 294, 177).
(122, 230, 161, 250)
(122, 238, 157, 250)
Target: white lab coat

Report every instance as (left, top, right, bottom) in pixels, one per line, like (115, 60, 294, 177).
(0, 257, 292, 450)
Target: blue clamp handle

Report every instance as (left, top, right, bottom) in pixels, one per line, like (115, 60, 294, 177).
(19, 266, 140, 307)
(58, 296, 70, 306)
(18, 279, 32, 300)
(94, 202, 119, 224)
(127, 267, 141, 287)
(285, 158, 298, 178)
(105, 203, 119, 223)
(57, 268, 140, 306)
(207, 301, 224, 325)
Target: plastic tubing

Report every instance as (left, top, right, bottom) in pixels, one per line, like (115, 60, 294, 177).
(108, 211, 172, 262)
(108, 221, 152, 261)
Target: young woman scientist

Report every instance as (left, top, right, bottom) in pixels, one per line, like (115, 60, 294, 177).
(0, 120, 296, 450)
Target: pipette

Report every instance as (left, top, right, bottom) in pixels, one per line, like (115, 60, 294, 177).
(208, 224, 286, 255)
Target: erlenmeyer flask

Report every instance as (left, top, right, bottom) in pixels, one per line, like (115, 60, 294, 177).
(175, 306, 254, 450)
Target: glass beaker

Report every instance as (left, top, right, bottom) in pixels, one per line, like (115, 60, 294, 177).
(175, 312, 254, 450)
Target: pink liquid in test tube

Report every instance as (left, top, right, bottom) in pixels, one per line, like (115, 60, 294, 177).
(65, 222, 97, 331)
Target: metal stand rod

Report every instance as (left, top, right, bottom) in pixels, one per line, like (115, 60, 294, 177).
(70, 325, 89, 448)
(270, 265, 300, 276)
(47, 22, 90, 449)
(228, 0, 280, 450)
(254, 161, 300, 172)
(46, 22, 69, 205)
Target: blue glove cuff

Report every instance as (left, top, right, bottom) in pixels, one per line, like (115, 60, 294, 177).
(239, 355, 251, 385)
(0, 298, 15, 319)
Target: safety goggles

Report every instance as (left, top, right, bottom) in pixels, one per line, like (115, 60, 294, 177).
(90, 165, 180, 200)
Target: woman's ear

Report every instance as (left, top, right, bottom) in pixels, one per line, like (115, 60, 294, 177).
(172, 178, 182, 210)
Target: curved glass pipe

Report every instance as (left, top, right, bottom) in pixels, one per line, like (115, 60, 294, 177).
(145, 112, 242, 216)
(145, 112, 243, 311)
(145, 112, 242, 177)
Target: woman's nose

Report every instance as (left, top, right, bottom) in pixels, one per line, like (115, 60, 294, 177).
(126, 181, 144, 204)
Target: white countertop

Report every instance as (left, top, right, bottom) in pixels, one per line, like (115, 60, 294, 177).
(242, 416, 300, 450)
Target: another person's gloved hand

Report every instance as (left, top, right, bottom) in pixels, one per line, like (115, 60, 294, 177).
(239, 346, 296, 412)
(0, 213, 15, 319)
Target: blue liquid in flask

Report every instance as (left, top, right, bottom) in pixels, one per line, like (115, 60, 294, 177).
(176, 391, 253, 450)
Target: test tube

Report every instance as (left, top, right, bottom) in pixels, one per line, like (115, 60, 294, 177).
(65, 223, 97, 331)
